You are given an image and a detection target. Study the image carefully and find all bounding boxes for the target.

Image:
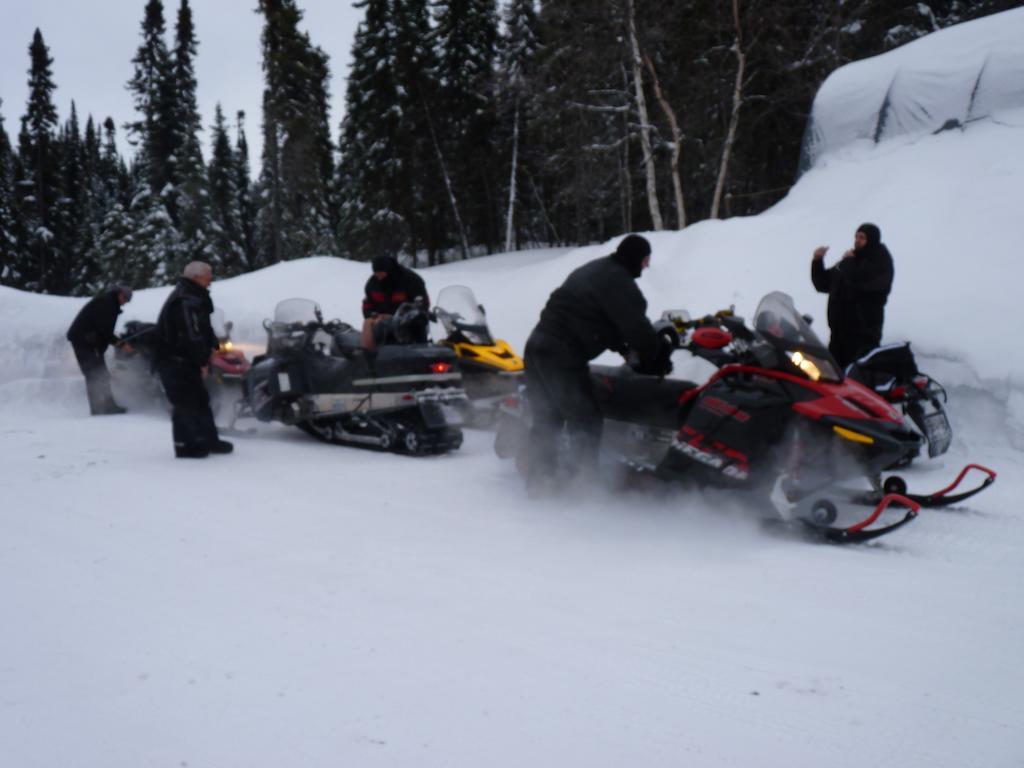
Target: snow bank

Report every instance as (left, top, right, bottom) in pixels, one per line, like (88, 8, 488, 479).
(802, 8, 1024, 166)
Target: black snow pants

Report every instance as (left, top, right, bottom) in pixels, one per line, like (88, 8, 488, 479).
(157, 360, 219, 455)
(72, 343, 118, 414)
(523, 329, 603, 491)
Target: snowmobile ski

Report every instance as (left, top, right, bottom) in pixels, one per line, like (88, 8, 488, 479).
(861, 464, 997, 509)
(802, 493, 921, 543)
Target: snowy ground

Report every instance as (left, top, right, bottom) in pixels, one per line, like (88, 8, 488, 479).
(1, 382, 1021, 767)
(3, 15, 1024, 768)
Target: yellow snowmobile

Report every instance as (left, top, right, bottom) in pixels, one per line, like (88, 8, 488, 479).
(434, 285, 523, 426)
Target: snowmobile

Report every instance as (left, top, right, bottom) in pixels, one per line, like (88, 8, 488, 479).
(433, 285, 524, 426)
(494, 291, 996, 543)
(844, 343, 951, 463)
(111, 320, 162, 407)
(235, 298, 466, 455)
(111, 310, 251, 414)
(207, 308, 253, 412)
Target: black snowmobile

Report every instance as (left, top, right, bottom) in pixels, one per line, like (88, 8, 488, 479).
(111, 319, 162, 407)
(433, 285, 524, 426)
(495, 292, 996, 543)
(111, 309, 250, 416)
(235, 298, 466, 455)
(844, 343, 951, 463)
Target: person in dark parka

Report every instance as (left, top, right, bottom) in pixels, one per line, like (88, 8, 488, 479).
(153, 261, 233, 459)
(361, 255, 431, 346)
(523, 234, 671, 493)
(66, 285, 133, 415)
(811, 222, 894, 369)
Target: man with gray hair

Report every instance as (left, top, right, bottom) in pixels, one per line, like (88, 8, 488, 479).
(153, 261, 233, 458)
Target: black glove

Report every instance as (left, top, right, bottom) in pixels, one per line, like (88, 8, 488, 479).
(655, 335, 674, 376)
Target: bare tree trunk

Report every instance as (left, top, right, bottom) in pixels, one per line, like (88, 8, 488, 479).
(525, 168, 559, 245)
(643, 53, 686, 229)
(423, 97, 470, 260)
(711, 0, 746, 220)
(619, 63, 633, 233)
(624, 0, 663, 231)
(504, 102, 520, 253)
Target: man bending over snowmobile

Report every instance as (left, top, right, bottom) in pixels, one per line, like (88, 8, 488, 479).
(361, 255, 431, 349)
(66, 284, 134, 415)
(523, 234, 672, 495)
(811, 222, 894, 368)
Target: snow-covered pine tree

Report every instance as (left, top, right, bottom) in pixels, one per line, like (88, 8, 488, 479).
(127, 175, 177, 287)
(126, 0, 184, 281)
(99, 118, 132, 210)
(15, 29, 62, 293)
(233, 111, 256, 270)
(255, 90, 285, 266)
(127, 0, 176, 204)
(337, 0, 403, 261)
(85, 118, 139, 289)
(171, 0, 212, 268)
(430, 0, 500, 256)
(496, 0, 542, 251)
(255, 0, 336, 264)
(0, 100, 21, 287)
(79, 115, 108, 294)
(207, 104, 246, 276)
(54, 102, 99, 294)
(532, 1, 633, 243)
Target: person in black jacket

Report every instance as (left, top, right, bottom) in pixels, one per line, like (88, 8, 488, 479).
(66, 285, 133, 415)
(361, 256, 431, 347)
(153, 262, 233, 459)
(523, 234, 671, 494)
(811, 222, 895, 368)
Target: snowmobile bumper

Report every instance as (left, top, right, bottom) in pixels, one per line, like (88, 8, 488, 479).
(415, 387, 468, 428)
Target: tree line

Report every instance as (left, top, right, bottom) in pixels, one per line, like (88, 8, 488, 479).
(0, 0, 1015, 295)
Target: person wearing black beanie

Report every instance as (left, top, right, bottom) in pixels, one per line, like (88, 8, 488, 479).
(811, 222, 894, 368)
(361, 254, 431, 347)
(522, 233, 671, 495)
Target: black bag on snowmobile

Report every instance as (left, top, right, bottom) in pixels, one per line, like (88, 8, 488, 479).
(845, 343, 951, 458)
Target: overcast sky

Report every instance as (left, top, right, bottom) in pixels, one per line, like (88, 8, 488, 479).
(0, 0, 362, 164)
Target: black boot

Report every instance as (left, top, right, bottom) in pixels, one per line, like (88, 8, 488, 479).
(210, 439, 234, 454)
(175, 444, 210, 459)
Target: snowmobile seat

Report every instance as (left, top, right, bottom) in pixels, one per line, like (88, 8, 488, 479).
(590, 364, 698, 429)
(331, 328, 365, 359)
(846, 342, 919, 393)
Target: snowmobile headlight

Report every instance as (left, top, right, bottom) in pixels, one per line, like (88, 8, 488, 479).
(790, 350, 840, 382)
(222, 340, 234, 351)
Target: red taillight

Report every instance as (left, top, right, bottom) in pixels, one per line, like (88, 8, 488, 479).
(913, 376, 929, 389)
(430, 362, 452, 374)
(890, 385, 907, 399)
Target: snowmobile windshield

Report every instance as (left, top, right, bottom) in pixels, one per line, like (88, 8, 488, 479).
(753, 291, 842, 382)
(435, 285, 493, 346)
(274, 298, 322, 326)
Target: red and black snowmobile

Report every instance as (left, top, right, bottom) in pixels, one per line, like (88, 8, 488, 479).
(495, 291, 995, 543)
